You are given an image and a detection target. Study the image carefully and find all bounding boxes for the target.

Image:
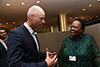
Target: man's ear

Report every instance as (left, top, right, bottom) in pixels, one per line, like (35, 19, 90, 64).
(30, 14, 35, 19)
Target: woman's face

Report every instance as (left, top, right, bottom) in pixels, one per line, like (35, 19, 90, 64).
(70, 20, 83, 37)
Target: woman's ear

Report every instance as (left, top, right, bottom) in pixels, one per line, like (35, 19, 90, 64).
(81, 29, 84, 33)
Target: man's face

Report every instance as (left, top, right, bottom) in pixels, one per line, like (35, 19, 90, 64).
(35, 12, 45, 28)
(30, 11, 45, 29)
(70, 20, 83, 37)
(0, 30, 6, 40)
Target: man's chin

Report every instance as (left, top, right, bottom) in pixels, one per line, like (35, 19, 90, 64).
(1, 38, 5, 40)
(37, 26, 43, 28)
(37, 27, 41, 29)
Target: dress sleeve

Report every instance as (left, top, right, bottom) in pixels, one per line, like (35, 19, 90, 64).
(59, 45, 63, 67)
(91, 36, 100, 67)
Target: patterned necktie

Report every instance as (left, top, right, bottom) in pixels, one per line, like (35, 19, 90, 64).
(32, 32, 39, 52)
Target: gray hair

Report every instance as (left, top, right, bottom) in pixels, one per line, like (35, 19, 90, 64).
(27, 5, 44, 19)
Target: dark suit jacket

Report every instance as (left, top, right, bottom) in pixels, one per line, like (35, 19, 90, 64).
(7, 24, 47, 67)
(0, 42, 7, 67)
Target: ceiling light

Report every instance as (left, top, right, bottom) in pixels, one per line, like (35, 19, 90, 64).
(96, 16, 98, 18)
(6, 3, 10, 6)
(76, 17, 78, 19)
(6, 22, 8, 24)
(87, 19, 89, 21)
(90, 18, 92, 20)
(83, 9, 85, 11)
(97, 0, 100, 1)
(37, 1, 40, 3)
(21, 2, 25, 5)
(82, 16, 84, 18)
(13, 22, 15, 24)
(89, 4, 92, 7)
(69, 17, 72, 19)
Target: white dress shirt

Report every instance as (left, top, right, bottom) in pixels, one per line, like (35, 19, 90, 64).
(24, 23, 39, 52)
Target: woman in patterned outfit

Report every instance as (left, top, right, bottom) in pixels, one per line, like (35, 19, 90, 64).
(59, 18, 100, 67)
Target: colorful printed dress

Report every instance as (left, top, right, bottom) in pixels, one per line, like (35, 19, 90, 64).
(59, 34, 100, 67)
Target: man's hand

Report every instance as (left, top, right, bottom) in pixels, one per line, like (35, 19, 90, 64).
(46, 48, 56, 59)
(45, 48, 58, 67)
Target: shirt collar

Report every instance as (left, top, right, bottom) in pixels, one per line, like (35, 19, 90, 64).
(24, 22, 34, 34)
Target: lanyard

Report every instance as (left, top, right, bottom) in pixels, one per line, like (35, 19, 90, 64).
(0, 40, 8, 50)
(71, 35, 82, 55)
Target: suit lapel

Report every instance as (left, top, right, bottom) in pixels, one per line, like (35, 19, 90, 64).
(20, 24, 34, 41)
(20, 24, 40, 52)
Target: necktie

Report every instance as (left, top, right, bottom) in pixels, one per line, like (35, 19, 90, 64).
(32, 32, 39, 52)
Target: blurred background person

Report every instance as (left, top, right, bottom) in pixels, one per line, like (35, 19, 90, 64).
(0, 27, 7, 67)
(59, 18, 100, 67)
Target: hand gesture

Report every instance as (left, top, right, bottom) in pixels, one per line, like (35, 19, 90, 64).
(45, 48, 58, 67)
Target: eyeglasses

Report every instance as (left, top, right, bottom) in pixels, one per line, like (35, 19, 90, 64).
(35, 16, 45, 21)
(38, 18, 45, 21)
(0, 32, 6, 34)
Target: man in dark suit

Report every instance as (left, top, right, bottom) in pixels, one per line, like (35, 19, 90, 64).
(7, 5, 57, 67)
(0, 27, 7, 67)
